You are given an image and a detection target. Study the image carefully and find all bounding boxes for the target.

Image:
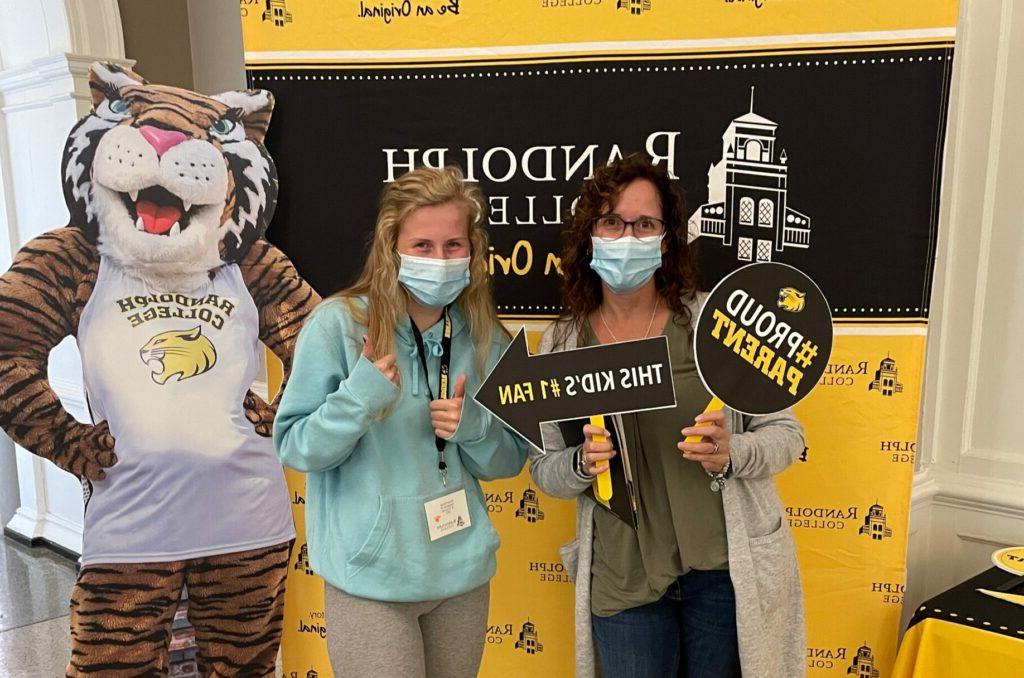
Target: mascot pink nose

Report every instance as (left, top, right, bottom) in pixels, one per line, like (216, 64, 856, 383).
(138, 125, 187, 157)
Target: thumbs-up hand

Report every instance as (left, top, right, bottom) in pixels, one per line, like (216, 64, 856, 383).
(430, 374, 467, 439)
(363, 334, 400, 389)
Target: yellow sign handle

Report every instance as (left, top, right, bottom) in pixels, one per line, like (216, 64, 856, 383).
(589, 398, 723, 504)
(589, 415, 613, 504)
(684, 396, 726, 443)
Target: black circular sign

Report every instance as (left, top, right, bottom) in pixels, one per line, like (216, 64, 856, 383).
(694, 263, 833, 415)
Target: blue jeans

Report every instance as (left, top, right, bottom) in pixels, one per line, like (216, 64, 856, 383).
(591, 569, 741, 678)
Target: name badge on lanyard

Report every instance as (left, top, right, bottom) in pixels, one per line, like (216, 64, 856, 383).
(424, 488, 472, 541)
(409, 306, 453, 486)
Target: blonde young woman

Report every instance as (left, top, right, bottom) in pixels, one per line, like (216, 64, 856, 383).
(275, 166, 529, 677)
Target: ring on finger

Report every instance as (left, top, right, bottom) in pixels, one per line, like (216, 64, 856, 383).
(712, 441, 720, 455)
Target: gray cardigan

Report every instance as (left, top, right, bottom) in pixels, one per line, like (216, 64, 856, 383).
(528, 294, 807, 678)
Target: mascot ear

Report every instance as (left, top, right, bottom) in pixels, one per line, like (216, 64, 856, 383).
(211, 90, 275, 144)
(88, 62, 147, 109)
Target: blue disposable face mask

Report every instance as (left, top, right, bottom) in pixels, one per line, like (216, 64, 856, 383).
(589, 235, 665, 294)
(398, 253, 471, 308)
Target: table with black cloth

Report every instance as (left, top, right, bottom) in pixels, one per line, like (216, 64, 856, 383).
(893, 566, 1024, 677)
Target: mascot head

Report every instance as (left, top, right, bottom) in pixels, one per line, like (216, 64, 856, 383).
(62, 63, 278, 291)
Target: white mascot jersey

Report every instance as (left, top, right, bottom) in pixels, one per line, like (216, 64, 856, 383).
(77, 258, 294, 565)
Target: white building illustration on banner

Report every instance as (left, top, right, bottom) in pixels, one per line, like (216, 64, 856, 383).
(688, 88, 812, 262)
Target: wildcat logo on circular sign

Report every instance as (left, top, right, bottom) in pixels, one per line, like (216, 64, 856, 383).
(695, 262, 832, 415)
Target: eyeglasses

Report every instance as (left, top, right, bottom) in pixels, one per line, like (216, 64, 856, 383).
(590, 214, 666, 239)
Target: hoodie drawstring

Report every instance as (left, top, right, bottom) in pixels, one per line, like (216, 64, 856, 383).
(408, 336, 443, 397)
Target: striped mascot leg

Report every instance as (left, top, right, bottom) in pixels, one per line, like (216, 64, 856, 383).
(66, 541, 292, 677)
(185, 540, 293, 676)
(68, 563, 187, 676)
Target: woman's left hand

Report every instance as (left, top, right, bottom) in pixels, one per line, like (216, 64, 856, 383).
(678, 409, 731, 473)
(430, 374, 467, 439)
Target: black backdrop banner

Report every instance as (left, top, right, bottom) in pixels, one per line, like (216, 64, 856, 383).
(253, 49, 952, 319)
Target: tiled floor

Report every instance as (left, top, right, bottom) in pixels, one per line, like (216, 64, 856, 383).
(0, 615, 70, 677)
(0, 536, 76, 676)
(0, 536, 288, 676)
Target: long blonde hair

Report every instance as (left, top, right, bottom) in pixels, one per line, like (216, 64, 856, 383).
(336, 165, 505, 376)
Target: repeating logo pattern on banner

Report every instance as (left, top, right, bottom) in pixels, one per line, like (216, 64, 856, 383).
(243, 2, 958, 676)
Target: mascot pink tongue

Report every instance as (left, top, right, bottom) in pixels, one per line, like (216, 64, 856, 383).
(0, 62, 321, 676)
(136, 200, 181, 234)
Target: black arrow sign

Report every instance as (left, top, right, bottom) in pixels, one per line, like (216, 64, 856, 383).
(473, 328, 677, 450)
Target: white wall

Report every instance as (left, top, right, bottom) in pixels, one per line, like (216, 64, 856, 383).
(904, 0, 1024, 627)
(0, 89, 17, 525)
(186, 0, 246, 94)
(116, 0, 245, 94)
(0, 0, 127, 553)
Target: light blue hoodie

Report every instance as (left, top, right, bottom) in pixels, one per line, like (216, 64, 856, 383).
(274, 297, 528, 602)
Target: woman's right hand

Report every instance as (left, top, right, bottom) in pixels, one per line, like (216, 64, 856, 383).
(363, 335, 400, 388)
(580, 424, 617, 477)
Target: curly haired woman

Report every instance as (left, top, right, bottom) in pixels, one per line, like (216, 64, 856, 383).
(529, 153, 807, 678)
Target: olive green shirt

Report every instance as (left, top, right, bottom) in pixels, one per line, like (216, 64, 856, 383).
(586, 316, 729, 617)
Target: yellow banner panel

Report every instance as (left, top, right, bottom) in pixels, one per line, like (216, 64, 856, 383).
(240, 0, 957, 58)
(778, 331, 926, 676)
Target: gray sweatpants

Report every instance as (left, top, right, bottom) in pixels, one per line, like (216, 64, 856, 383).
(325, 582, 490, 678)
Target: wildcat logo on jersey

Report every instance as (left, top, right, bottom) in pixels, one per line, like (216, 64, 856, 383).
(140, 326, 217, 384)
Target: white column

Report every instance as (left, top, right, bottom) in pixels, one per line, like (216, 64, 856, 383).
(0, 0, 127, 554)
(906, 0, 1024, 620)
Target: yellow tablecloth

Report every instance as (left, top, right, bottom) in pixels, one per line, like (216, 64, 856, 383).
(892, 617, 1024, 678)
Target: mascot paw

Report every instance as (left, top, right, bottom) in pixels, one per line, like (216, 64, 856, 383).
(57, 421, 118, 481)
(243, 390, 274, 437)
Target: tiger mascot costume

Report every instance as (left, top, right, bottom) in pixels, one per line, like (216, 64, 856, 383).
(0, 63, 320, 676)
